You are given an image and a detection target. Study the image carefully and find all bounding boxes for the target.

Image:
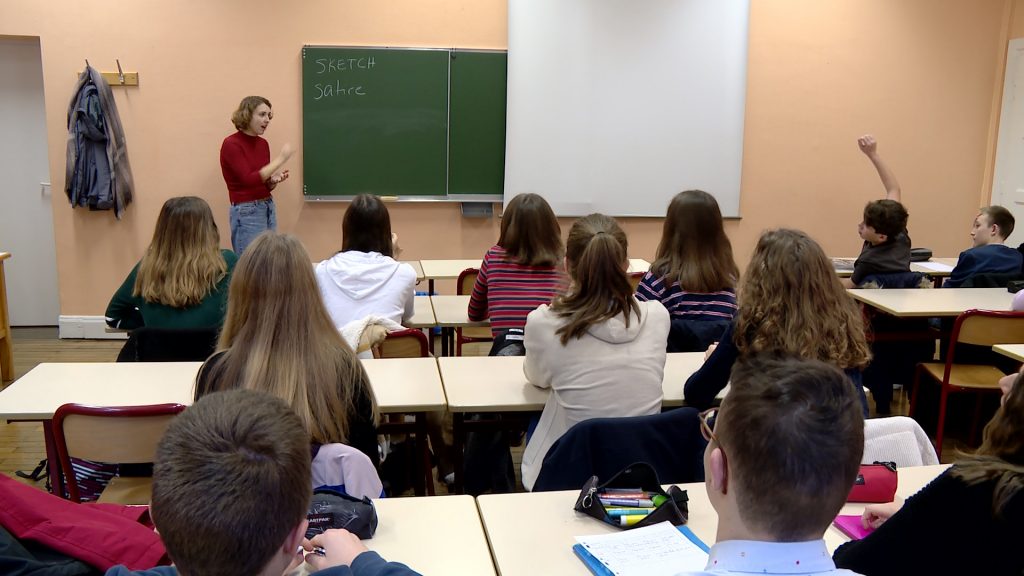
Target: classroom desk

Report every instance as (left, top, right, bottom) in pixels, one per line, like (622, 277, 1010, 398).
(832, 257, 957, 287)
(369, 495, 496, 576)
(476, 464, 949, 576)
(0, 358, 446, 497)
(430, 295, 488, 356)
(993, 343, 1024, 362)
(405, 295, 437, 329)
(0, 252, 11, 382)
(848, 288, 1013, 317)
(419, 258, 651, 293)
(439, 353, 708, 491)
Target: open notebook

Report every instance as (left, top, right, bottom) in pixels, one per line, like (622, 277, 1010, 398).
(574, 521, 710, 576)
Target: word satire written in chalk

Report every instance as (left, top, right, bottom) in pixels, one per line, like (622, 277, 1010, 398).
(311, 56, 376, 100)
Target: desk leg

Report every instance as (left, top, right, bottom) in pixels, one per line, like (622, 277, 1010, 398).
(42, 420, 64, 497)
(428, 279, 435, 295)
(451, 412, 465, 494)
(416, 413, 435, 496)
(441, 327, 451, 357)
(0, 258, 11, 383)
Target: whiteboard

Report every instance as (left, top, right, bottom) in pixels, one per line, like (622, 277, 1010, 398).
(504, 0, 750, 217)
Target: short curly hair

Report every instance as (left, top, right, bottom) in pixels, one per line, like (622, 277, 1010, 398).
(231, 96, 272, 131)
(863, 199, 908, 239)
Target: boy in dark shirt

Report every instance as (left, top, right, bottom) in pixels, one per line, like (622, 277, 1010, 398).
(842, 135, 911, 288)
(943, 206, 1023, 287)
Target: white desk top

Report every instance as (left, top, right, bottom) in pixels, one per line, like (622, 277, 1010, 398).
(476, 464, 949, 576)
(420, 258, 651, 281)
(832, 257, 957, 278)
(439, 353, 706, 413)
(368, 495, 496, 576)
(430, 295, 489, 328)
(848, 288, 1013, 317)
(405, 295, 437, 328)
(993, 343, 1024, 362)
(0, 358, 446, 420)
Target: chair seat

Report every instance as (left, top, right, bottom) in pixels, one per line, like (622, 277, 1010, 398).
(919, 362, 1006, 391)
(97, 476, 153, 505)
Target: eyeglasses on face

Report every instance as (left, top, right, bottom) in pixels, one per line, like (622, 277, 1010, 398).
(699, 408, 719, 443)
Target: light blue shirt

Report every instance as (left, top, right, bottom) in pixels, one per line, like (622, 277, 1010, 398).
(678, 540, 863, 575)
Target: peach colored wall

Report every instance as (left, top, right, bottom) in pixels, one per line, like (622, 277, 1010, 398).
(0, 0, 1015, 316)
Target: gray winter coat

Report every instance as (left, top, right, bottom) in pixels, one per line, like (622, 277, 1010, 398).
(65, 65, 134, 218)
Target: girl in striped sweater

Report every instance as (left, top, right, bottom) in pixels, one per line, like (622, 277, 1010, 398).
(468, 193, 566, 338)
(635, 190, 739, 351)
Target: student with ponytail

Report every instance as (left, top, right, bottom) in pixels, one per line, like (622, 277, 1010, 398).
(520, 214, 669, 491)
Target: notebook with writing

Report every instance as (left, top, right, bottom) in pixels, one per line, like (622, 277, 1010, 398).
(573, 521, 710, 576)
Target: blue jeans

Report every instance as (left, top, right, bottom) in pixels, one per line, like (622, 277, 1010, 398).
(230, 198, 276, 254)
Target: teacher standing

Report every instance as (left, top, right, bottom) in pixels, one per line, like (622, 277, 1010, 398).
(220, 96, 294, 254)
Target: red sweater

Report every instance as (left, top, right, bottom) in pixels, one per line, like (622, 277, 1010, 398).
(468, 245, 566, 335)
(220, 131, 271, 204)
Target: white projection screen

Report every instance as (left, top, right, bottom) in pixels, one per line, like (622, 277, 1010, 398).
(504, 0, 750, 217)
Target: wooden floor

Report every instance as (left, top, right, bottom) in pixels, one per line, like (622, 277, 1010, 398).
(0, 328, 122, 487)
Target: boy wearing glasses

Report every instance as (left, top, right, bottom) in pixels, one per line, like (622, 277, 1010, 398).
(691, 355, 865, 575)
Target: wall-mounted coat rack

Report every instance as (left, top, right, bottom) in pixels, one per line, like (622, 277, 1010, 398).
(83, 59, 139, 86)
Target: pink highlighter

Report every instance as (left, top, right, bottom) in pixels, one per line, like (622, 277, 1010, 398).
(833, 515, 875, 540)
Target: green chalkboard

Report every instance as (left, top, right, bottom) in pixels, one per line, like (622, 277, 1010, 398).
(449, 50, 507, 198)
(301, 46, 506, 200)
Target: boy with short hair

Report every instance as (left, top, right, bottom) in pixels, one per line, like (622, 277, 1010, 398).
(683, 355, 865, 575)
(942, 205, 1022, 287)
(106, 389, 419, 576)
(842, 135, 911, 289)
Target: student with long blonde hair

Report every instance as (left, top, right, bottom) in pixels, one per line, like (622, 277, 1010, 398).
(520, 214, 669, 490)
(194, 232, 380, 466)
(636, 190, 739, 350)
(833, 369, 1024, 574)
(105, 196, 236, 329)
(684, 228, 871, 416)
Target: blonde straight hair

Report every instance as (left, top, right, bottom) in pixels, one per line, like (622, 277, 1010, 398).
(208, 232, 378, 444)
(134, 197, 227, 308)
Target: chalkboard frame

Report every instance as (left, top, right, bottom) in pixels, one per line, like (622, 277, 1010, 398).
(301, 45, 506, 203)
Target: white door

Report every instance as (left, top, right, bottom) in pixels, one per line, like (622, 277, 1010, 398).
(993, 38, 1024, 247)
(0, 37, 60, 326)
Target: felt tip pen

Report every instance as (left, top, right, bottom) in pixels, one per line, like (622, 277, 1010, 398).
(606, 508, 654, 517)
(299, 546, 327, 557)
(597, 492, 649, 499)
(600, 487, 645, 494)
(618, 515, 646, 526)
(599, 498, 654, 507)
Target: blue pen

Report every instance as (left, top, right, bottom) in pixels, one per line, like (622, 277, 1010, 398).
(600, 497, 654, 507)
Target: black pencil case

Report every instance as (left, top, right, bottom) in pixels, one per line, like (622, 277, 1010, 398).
(573, 462, 689, 530)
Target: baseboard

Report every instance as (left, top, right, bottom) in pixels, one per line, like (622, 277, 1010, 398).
(58, 316, 128, 340)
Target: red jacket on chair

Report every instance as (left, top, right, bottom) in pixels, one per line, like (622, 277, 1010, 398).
(0, 474, 167, 571)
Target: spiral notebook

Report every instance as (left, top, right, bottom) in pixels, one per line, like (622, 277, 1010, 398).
(573, 521, 710, 576)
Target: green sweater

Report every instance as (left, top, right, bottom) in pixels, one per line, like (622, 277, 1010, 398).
(105, 249, 238, 330)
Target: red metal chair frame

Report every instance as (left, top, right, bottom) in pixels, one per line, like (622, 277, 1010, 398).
(51, 403, 187, 503)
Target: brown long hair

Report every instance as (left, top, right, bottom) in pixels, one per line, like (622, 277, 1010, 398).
(650, 190, 738, 293)
(550, 214, 639, 345)
(134, 196, 228, 308)
(342, 194, 393, 257)
(953, 370, 1024, 515)
(498, 193, 563, 266)
(735, 229, 871, 369)
(205, 233, 378, 444)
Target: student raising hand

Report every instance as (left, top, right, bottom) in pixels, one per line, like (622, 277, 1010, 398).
(857, 134, 877, 155)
